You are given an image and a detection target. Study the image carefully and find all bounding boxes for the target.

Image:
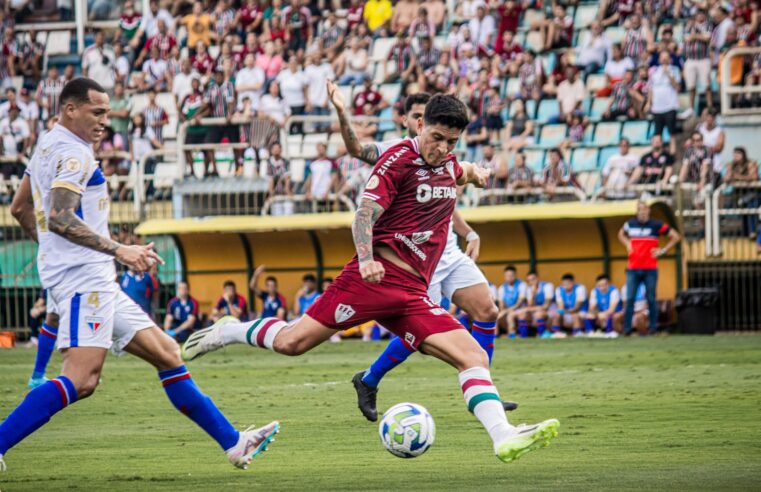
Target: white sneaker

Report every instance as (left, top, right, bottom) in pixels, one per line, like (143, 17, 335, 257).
(182, 316, 236, 361)
(603, 331, 619, 339)
(551, 331, 567, 339)
(226, 421, 280, 470)
(679, 108, 694, 119)
(586, 331, 604, 338)
(495, 419, 560, 463)
(0, 454, 6, 472)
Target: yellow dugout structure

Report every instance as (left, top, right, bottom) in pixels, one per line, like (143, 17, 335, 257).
(136, 200, 681, 314)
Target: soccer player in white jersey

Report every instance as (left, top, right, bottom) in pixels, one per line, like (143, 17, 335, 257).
(325, 81, 514, 421)
(0, 78, 278, 473)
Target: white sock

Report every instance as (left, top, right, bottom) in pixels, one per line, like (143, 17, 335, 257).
(221, 318, 287, 350)
(458, 367, 514, 445)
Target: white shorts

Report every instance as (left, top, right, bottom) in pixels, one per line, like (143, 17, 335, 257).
(683, 58, 710, 90)
(428, 253, 488, 305)
(52, 289, 154, 356)
(45, 290, 59, 315)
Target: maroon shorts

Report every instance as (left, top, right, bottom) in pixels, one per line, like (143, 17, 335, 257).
(305, 257, 466, 350)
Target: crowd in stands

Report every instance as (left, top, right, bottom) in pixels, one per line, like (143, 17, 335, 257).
(0, 0, 760, 208)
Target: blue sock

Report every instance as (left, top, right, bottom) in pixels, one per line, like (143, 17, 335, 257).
(371, 324, 382, 341)
(362, 336, 413, 388)
(537, 320, 546, 336)
(552, 325, 561, 333)
(584, 319, 594, 334)
(572, 328, 581, 336)
(605, 318, 614, 333)
(471, 320, 497, 364)
(518, 319, 529, 338)
(32, 323, 58, 380)
(159, 365, 239, 451)
(0, 376, 76, 455)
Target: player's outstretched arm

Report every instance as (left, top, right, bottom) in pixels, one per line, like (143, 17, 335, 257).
(48, 187, 163, 272)
(9, 174, 38, 243)
(352, 198, 386, 283)
(327, 80, 380, 165)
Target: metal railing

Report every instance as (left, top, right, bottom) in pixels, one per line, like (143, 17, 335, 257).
(720, 46, 761, 115)
(473, 186, 588, 205)
(262, 194, 357, 215)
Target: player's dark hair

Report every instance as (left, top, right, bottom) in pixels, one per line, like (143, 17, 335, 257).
(504, 265, 517, 273)
(562, 273, 575, 281)
(423, 94, 469, 130)
(527, 270, 538, 276)
(596, 274, 609, 282)
(549, 148, 563, 158)
(60, 77, 107, 107)
(223, 280, 236, 289)
(265, 276, 278, 284)
(5, 87, 16, 94)
(303, 273, 317, 283)
(323, 277, 333, 283)
(404, 92, 431, 115)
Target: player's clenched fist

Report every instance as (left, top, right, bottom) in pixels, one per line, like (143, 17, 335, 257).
(116, 242, 165, 272)
(472, 166, 491, 188)
(359, 259, 385, 284)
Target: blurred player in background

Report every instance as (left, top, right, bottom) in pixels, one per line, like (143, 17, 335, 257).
(516, 271, 555, 338)
(183, 95, 558, 463)
(496, 265, 527, 338)
(0, 78, 277, 473)
(583, 274, 621, 338)
(326, 80, 515, 420)
(550, 273, 588, 337)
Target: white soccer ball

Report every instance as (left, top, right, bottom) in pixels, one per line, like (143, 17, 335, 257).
(378, 402, 435, 458)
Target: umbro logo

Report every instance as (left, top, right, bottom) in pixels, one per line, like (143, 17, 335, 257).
(334, 303, 355, 323)
(415, 169, 430, 181)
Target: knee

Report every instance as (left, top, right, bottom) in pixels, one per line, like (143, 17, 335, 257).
(459, 345, 490, 371)
(472, 302, 499, 323)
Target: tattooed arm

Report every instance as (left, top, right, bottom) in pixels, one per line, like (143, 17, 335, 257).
(327, 80, 380, 165)
(47, 187, 163, 272)
(10, 174, 38, 243)
(352, 198, 386, 283)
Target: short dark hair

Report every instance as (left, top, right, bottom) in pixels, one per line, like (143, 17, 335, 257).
(223, 280, 236, 289)
(561, 273, 575, 282)
(504, 265, 517, 273)
(265, 276, 278, 284)
(620, 137, 630, 145)
(303, 273, 317, 283)
(549, 148, 563, 158)
(423, 94, 468, 130)
(5, 87, 16, 94)
(404, 92, 431, 115)
(596, 274, 609, 282)
(527, 270, 538, 276)
(323, 277, 333, 283)
(60, 77, 107, 108)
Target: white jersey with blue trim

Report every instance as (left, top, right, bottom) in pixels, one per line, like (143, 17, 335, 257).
(374, 137, 462, 276)
(28, 123, 114, 289)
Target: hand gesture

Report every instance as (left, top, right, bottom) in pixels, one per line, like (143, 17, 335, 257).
(472, 166, 492, 188)
(116, 242, 165, 273)
(327, 80, 345, 113)
(359, 259, 385, 284)
(254, 264, 267, 277)
(465, 236, 481, 261)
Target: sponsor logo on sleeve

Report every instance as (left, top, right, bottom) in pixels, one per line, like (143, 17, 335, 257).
(334, 303, 356, 323)
(366, 175, 379, 190)
(65, 158, 81, 172)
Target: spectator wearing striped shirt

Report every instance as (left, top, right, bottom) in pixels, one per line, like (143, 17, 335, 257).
(682, 10, 713, 117)
(409, 6, 437, 42)
(416, 36, 440, 74)
(282, 0, 313, 58)
(141, 45, 170, 92)
(621, 14, 653, 65)
(36, 66, 65, 122)
(318, 11, 345, 63)
(603, 69, 637, 121)
(136, 19, 177, 67)
(179, 76, 206, 177)
(0, 27, 18, 90)
(143, 88, 169, 144)
(383, 31, 417, 84)
(266, 142, 294, 216)
(212, 0, 238, 43)
(200, 68, 240, 176)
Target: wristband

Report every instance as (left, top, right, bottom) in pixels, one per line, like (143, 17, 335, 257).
(466, 231, 479, 242)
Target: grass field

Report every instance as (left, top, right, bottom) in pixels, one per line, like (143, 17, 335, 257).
(1, 335, 760, 491)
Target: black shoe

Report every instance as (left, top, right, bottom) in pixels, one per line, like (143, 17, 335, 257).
(351, 371, 378, 422)
(502, 400, 519, 412)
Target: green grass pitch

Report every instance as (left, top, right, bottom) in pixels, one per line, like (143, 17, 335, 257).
(1, 336, 760, 491)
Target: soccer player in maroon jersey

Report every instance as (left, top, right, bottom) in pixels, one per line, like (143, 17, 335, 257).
(183, 95, 559, 462)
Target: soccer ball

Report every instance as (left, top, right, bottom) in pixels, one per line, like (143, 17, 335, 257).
(378, 402, 435, 458)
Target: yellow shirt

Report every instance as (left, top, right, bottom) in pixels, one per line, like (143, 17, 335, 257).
(183, 13, 213, 48)
(364, 0, 392, 31)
